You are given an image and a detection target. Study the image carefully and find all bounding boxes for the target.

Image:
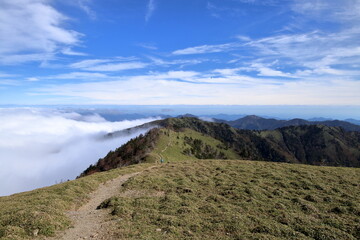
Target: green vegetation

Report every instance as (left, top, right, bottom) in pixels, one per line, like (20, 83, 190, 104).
(99, 160, 360, 240)
(81, 118, 360, 177)
(156, 117, 360, 167)
(81, 128, 160, 176)
(149, 129, 239, 163)
(0, 163, 153, 239)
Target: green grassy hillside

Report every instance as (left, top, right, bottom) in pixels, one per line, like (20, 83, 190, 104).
(1, 160, 359, 239)
(99, 160, 360, 240)
(146, 128, 239, 163)
(0, 164, 153, 239)
(81, 125, 240, 177)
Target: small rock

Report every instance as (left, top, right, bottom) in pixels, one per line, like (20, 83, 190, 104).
(33, 229, 39, 236)
(156, 228, 162, 232)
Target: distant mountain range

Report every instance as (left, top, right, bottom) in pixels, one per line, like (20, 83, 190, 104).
(215, 115, 360, 132)
(345, 118, 360, 125)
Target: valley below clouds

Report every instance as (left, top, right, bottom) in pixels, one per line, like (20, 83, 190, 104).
(0, 108, 158, 196)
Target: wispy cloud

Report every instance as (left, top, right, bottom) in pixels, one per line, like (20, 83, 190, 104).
(0, 0, 82, 65)
(68, 55, 204, 72)
(0, 53, 55, 65)
(31, 69, 360, 105)
(69, 58, 147, 72)
(246, 30, 360, 77)
(61, 47, 88, 56)
(49, 72, 110, 80)
(136, 42, 158, 50)
(0, 72, 16, 78)
(174, 25, 359, 80)
(26, 77, 40, 82)
(291, 0, 360, 23)
(70, 59, 112, 69)
(0, 72, 20, 86)
(77, 0, 96, 20)
(145, 0, 156, 22)
(173, 43, 239, 55)
(0, 80, 20, 86)
(85, 62, 148, 72)
(147, 56, 205, 67)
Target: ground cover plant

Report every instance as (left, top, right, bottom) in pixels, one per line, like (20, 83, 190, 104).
(99, 160, 360, 240)
(0, 163, 153, 239)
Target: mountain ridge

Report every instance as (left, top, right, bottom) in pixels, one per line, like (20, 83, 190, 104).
(216, 115, 360, 131)
(81, 117, 360, 177)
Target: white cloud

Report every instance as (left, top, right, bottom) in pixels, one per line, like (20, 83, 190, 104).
(0, 72, 16, 78)
(173, 0, 360, 81)
(147, 56, 204, 67)
(70, 59, 112, 69)
(50, 72, 110, 80)
(0, 0, 81, 64)
(136, 43, 158, 50)
(27, 77, 40, 82)
(61, 47, 88, 56)
(84, 62, 148, 72)
(173, 43, 238, 55)
(0, 53, 55, 65)
(246, 30, 360, 77)
(69, 58, 147, 72)
(292, 0, 360, 23)
(0, 80, 20, 86)
(236, 35, 251, 41)
(213, 67, 243, 76)
(145, 0, 156, 22)
(213, 65, 294, 78)
(199, 116, 215, 122)
(77, 0, 96, 19)
(0, 108, 159, 196)
(31, 70, 360, 105)
(247, 63, 294, 78)
(256, 67, 291, 77)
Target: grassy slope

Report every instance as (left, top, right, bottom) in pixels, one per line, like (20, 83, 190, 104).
(99, 160, 360, 240)
(146, 129, 239, 163)
(0, 163, 153, 239)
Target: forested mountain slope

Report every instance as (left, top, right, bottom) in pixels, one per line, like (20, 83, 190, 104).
(81, 117, 360, 176)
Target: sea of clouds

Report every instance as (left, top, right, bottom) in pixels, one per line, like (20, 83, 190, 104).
(0, 108, 159, 196)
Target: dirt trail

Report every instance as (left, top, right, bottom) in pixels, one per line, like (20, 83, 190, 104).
(49, 168, 154, 240)
(161, 140, 171, 153)
(157, 139, 172, 161)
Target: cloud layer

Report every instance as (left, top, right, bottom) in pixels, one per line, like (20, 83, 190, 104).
(0, 108, 158, 196)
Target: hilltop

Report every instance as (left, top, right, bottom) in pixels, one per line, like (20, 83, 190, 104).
(81, 117, 360, 176)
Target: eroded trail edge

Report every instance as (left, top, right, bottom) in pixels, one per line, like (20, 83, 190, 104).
(51, 167, 155, 240)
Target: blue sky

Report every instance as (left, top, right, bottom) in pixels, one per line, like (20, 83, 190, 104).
(0, 0, 359, 105)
